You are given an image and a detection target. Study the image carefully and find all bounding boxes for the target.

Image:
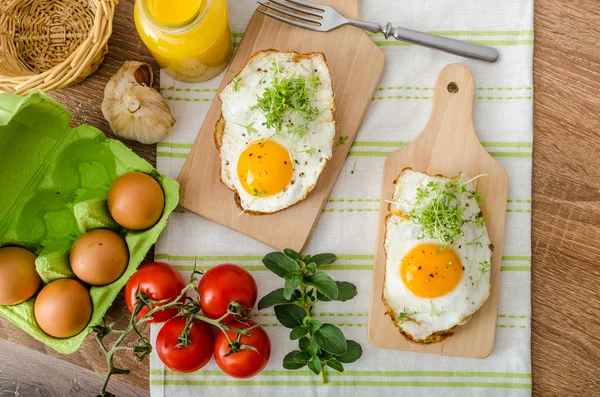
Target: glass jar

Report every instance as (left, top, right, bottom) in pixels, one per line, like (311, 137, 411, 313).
(134, 0, 233, 83)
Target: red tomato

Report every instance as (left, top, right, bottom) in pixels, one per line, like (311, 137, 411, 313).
(125, 262, 186, 323)
(199, 264, 257, 321)
(156, 317, 214, 373)
(214, 321, 271, 378)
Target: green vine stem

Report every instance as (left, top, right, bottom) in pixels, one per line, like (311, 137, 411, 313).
(94, 278, 260, 396)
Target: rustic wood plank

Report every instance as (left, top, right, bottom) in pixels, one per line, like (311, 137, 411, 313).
(532, 0, 600, 395)
(0, 0, 598, 395)
(0, 339, 145, 396)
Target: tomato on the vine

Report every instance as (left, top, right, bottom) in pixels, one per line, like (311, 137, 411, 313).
(156, 317, 214, 373)
(198, 264, 257, 321)
(213, 321, 271, 378)
(125, 262, 186, 323)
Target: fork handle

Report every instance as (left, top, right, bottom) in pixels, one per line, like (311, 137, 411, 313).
(350, 21, 499, 63)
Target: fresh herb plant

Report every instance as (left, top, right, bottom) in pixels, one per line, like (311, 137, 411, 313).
(258, 249, 362, 382)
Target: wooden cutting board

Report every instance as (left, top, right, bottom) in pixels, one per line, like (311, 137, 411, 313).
(367, 64, 508, 358)
(177, 0, 385, 251)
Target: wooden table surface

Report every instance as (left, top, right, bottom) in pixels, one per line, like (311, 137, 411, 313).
(1, 0, 599, 395)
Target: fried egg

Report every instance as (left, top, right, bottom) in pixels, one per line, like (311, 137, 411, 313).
(216, 50, 336, 214)
(383, 169, 492, 343)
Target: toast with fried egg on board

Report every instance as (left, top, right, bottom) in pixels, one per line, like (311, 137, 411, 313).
(215, 50, 336, 215)
(383, 168, 493, 344)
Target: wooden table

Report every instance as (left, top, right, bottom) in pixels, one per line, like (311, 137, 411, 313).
(1, 0, 599, 395)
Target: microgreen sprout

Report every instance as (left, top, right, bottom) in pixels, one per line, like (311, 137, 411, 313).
(252, 63, 320, 134)
(253, 188, 267, 197)
(232, 77, 242, 92)
(477, 260, 491, 286)
(429, 301, 444, 318)
(296, 147, 316, 156)
(231, 121, 258, 134)
(397, 308, 419, 323)
(337, 136, 348, 146)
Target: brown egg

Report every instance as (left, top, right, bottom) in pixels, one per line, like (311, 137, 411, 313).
(107, 172, 165, 230)
(70, 229, 129, 286)
(0, 246, 41, 305)
(34, 278, 92, 338)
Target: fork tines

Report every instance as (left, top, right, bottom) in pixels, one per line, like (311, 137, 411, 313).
(257, 0, 324, 30)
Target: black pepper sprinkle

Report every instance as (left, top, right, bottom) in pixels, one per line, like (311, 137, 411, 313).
(249, 153, 253, 157)
(418, 266, 422, 270)
(429, 274, 434, 278)
(258, 156, 262, 159)
(299, 173, 305, 177)
(314, 69, 317, 72)
(291, 180, 295, 185)
(226, 161, 229, 165)
(295, 160, 300, 164)
(284, 161, 288, 164)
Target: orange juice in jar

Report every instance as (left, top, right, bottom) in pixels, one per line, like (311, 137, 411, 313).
(134, 0, 233, 83)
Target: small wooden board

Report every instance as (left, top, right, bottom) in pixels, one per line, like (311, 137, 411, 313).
(177, 0, 385, 251)
(367, 64, 508, 358)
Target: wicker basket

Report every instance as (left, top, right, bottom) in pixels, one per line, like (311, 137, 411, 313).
(0, 0, 117, 94)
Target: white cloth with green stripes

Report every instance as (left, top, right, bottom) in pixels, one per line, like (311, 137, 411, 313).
(151, 0, 533, 395)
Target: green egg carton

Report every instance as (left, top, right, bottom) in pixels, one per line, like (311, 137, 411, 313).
(0, 91, 179, 354)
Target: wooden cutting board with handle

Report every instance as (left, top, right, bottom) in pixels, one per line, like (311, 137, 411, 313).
(177, 0, 385, 251)
(367, 63, 508, 358)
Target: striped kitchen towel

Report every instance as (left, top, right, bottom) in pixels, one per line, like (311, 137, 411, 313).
(150, 0, 533, 396)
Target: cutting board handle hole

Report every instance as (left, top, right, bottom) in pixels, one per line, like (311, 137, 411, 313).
(447, 82, 459, 93)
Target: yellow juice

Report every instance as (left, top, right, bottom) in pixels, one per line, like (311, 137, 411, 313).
(134, 0, 233, 83)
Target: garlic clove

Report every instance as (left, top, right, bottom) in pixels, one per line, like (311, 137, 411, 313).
(102, 62, 176, 145)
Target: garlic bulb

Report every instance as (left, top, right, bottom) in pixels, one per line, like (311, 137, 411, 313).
(102, 61, 175, 144)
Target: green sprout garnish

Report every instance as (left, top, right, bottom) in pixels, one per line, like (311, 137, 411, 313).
(477, 261, 491, 286)
(429, 301, 444, 318)
(253, 188, 267, 197)
(231, 121, 258, 134)
(252, 63, 320, 134)
(232, 77, 242, 92)
(296, 148, 316, 156)
(397, 174, 487, 250)
(397, 309, 419, 323)
(337, 136, 348, 146)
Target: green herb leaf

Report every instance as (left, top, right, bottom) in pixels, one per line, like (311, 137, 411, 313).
(314, 324, 347, 355)
(257, 288, 300, 310)
(307, 340, 319, 356)
(333, 281, 357, 301)
(309, 253, 337, 267)
(299, 337, 311, 351)
(309, 319, 323, 334)
(283, 272, 302, 299)
(263, 252, 300, 278)
(326, 358, 344, 372)
(283, 351, 307, 370)
(274, 304, 306, 328)
(307, 262, 318, 273)
(308, 355, 321, 375)
(284, 249, 303, 261)
(294, 351, 311, 362)
(290, 326, 307, 340)
(304, 271, 338, 299)
(336, 340, 362, 363)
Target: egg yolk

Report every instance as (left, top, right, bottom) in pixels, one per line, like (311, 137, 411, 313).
(400, 244, 463, 298)
(237, 140, 293, 197)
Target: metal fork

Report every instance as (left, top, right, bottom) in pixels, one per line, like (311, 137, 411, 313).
(257, 0, 499, 63)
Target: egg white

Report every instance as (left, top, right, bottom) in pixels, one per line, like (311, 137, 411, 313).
(218, 51, 335, 213)
(383, 170, 492, 342)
